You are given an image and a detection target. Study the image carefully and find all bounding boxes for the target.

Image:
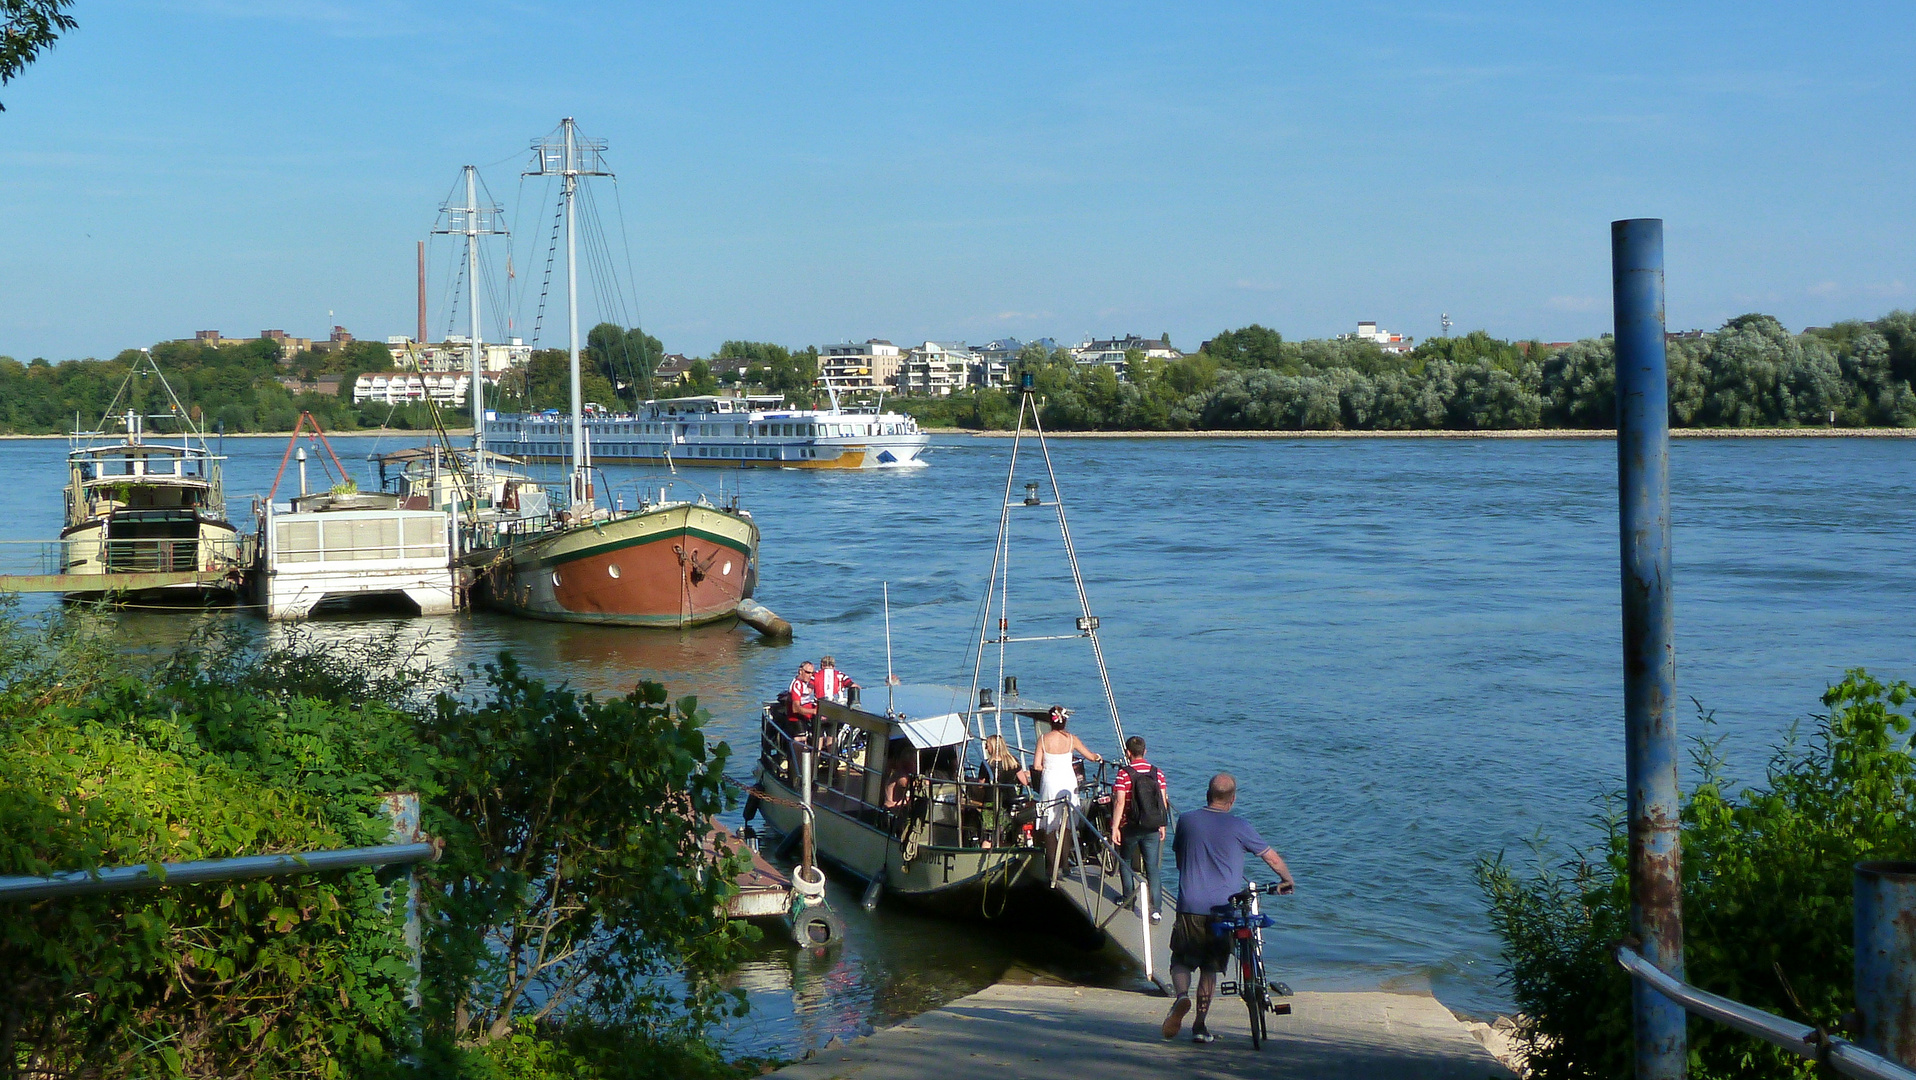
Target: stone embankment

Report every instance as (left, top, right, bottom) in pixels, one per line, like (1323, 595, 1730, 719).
(772, 975, 1521, 1080)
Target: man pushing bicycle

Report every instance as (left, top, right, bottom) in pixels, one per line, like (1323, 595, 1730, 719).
(1161, 772, 1295, 1045)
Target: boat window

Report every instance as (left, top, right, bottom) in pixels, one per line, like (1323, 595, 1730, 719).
(735, 425, 745, 436)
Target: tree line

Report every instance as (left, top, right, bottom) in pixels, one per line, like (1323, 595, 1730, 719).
(897, 311, 1916, 432)
(11, 311, 1914, 435)
(0, 336, 406, 435)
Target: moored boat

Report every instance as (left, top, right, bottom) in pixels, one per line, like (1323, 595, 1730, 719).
(473, 496, 758, 627)
(59, 358, 245, 603)
(465, 118, 764, 629)
(749, 686, 1049, 913)
(748, 376, 1153, 969)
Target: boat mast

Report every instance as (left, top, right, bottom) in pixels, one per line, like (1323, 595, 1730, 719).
(527, 117, 611, 512)
(433, 166, 506, 469)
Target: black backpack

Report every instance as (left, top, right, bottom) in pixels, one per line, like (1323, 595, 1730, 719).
(1124, 763, 1167, 830)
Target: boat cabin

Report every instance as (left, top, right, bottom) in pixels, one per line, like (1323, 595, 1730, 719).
(758, 685, 1044, 850)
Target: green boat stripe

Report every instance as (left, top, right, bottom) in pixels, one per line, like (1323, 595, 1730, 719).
(531, 525, 755, 569)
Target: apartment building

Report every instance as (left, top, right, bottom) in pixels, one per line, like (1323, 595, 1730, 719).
(819, 339, 903, 390)
(897, 341, 974, 397)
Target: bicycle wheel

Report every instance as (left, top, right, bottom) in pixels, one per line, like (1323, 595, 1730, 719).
(1241, 942, 1264, 1049)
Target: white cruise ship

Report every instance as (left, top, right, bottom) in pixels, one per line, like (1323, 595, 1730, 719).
(490, 393, 930, 471)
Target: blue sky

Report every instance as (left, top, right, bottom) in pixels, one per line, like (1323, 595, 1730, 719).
(3, 1, 1913, 361)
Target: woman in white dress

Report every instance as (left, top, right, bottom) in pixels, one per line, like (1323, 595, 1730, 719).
(1033, 706, 1102, 884)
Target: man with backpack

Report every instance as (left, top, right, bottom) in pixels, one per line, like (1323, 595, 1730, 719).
(1109, 735, 1170, 923)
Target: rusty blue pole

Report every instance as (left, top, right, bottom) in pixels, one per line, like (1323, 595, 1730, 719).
(1855, 861, 1916, 1066)
(1614, 217, 1686, 1080)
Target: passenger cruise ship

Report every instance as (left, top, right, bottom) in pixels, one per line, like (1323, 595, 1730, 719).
(490, 394, 930, 470)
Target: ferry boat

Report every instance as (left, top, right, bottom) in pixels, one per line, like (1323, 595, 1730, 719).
(747, 376, 1142, 930)
(490, 393, 930, 470)
(60, 359, 245, 602)
(749, 685, 1048, 914)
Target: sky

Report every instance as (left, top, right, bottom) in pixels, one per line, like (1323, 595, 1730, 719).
(3, 1, 1914, 362)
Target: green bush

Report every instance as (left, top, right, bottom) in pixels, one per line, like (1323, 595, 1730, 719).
(419, 657, 752, 1057)
(0, 611, 755, 1079)
(1477, 670, 1916, 1078)
(0, 625, 437, 1077)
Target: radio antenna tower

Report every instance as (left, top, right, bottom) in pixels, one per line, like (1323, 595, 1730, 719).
(433, 166, 507, 463)
(524, 118, 612, 509)
(1440, 312, 1453, 337)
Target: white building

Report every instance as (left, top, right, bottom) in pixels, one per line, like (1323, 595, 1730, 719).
(385, 335, 533, 373)
(897, 341, 974, 397)
(1068, 335, 1182, 377)
(1338, 322, 1413, 354)
(819, 339, 903, 391)
(353, 371, 500, 407)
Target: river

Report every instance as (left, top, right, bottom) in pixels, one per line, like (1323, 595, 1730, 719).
(2, 431, 1911, 1056)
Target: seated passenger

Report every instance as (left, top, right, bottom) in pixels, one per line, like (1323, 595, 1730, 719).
(882, 742, 916, 812)
(813, 655, 859, 705)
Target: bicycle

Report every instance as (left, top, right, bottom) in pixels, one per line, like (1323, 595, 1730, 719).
(1211, 879, 1293, 1049)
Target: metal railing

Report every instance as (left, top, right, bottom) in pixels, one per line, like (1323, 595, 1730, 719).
(1616, 945, 1916, 1080)
(0, 842, 436, 901)
(0, 535, 251, 576)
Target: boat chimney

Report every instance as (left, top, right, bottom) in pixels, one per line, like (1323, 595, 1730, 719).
(297, 446, 308, 497)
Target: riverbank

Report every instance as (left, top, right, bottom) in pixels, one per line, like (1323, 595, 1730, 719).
(950, 426, 1916, 439)
(771, 976, 1517, 1080)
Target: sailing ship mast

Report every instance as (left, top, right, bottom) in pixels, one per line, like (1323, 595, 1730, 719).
(435, 165, 506, 466)
(525, 117, 610, 512)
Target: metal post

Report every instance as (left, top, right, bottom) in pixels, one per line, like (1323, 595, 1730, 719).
(382, 793, 423, 1010)
(798, 745, 816, 880)
(1614, 217, 1686, 1079)
(1137, 881, 1154, 983)
(1856, 861, 1916, 1066)
(296, 446, 308, 497)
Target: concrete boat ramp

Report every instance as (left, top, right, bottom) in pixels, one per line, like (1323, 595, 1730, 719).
(772, 974, 1515, 1080)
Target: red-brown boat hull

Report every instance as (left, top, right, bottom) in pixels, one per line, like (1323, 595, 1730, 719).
(481, 504, 759, 628)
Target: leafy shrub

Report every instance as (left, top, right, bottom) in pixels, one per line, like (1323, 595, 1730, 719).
(0, 647, 438, 1076)
(420, 657, 752, 1056)
(1477, 670, 1916, 1078)
(1, 611, 753, 1079)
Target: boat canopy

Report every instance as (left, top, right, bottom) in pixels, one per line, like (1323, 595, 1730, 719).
(881, 685, 971, 749)
(893, 712, 967, 749)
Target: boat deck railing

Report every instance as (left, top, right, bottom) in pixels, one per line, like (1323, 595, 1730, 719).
(759, 718, 1033, 849)
(0, 535, 252, 577)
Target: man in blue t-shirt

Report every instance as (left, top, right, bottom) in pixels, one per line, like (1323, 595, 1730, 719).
(1162, 772, 1295, 1044)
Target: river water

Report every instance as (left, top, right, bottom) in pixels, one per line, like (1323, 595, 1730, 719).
(2, 431, 1911, 1055)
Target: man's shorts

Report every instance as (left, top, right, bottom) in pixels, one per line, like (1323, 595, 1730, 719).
(1169, 913, 1230, 974)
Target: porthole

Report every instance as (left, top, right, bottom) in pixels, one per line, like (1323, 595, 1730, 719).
(722, 560, 732, 576)
(551, 571, 562, 588)
(608, 564, 622, 579)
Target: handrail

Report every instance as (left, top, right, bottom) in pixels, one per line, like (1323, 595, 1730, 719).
(0, 842, 439, 902)
(1615, 945, 1916, 1080)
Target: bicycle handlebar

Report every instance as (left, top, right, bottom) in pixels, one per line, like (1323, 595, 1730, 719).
(1227, 882, 1293, 904)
